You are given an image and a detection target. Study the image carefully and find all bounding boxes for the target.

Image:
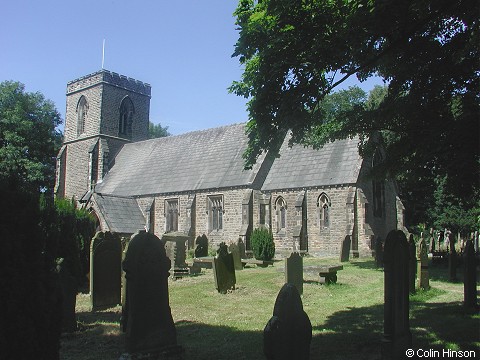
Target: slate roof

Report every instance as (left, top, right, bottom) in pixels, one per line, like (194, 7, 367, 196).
(95, 123, 264, 197)
(261, 136, 363, 191)
(93, 193, 145, 234)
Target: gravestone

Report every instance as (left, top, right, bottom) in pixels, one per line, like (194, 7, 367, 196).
(340, 235, 351, 263)
(194, 234, 209, 258)
(163, 232, 190, 277)
(474, 231, 479, 253)
(285, 252, 303, 295)
(238, 237, 247, 259)
(428, 228, 435, 253)
(228, 242, 243, 271)
(463, 240, 478, 311)
(121, 238, 129, 332)
(58, 259, 77, 333)
(89, 231, 122, 311)
(122, 230, 180, 355)
(417, 238, 429, 290)
(408, 235, 417, 294)
(382, 230, 412, 360)
(375, 237, 384, 268)
(264, 283, 312, 360)
(447, 232, 457, 282)
(212, 242, 236, 294)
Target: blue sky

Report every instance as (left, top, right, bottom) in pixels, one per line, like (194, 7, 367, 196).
(1, 0, 382, 135)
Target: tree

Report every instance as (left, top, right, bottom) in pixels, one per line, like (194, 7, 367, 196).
(149, 121, 170, 139)
(230, 0, 479, 207)
(0, 81, 62, 194)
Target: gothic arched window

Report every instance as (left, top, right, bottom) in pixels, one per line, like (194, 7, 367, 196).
(317, 193, 331, 229)
(372, 149, 385, 218)
(76, 95, 88, 136)
(119, 96, 134, 139)
(275, 196, 287, 233)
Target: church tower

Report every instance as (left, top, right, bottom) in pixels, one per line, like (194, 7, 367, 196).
(55, 70, 151, 200)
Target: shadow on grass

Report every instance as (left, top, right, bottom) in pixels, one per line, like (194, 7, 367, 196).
(349, 259, 383, 271)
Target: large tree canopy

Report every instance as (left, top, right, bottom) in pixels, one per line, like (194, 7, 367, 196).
(230, 0, 479, 205)
(0, 81, 62, 193)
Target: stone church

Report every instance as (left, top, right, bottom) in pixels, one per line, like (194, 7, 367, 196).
(55, 70, 405, 257)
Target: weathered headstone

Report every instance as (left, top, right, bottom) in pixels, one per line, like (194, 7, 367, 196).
(417, 238, 429, 290)
(163, 232, 190, 277)
(122, 230, 180, 355)
(340, 235, 351, 263)
(228, 242, 243, 271)
(408, 234, 417, 294)
(238, 237, 247, 259)
(89, 231, 122, 311)
(428, 228, 435, 253)
(264, 283, 312, 360)
(375, 237, 384, 268)
(463, 240, 478, 311)
(447, 232, 457, 282)
(474, 231, 479, 253)
(285, 252, 303, 295)
(212, 242, 236, 294)
(58, 259, 77, 333)
(382, 230, 412, 360)
(194, 234, 208, 258)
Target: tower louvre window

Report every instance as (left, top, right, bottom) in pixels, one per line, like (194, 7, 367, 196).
(76, 95, 88, 136)
(119, 96, 134, 139)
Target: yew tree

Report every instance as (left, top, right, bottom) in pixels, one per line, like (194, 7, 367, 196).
(230, 0, 479, 208)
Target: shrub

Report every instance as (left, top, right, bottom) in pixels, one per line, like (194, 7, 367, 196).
(250, 228, 275, 261)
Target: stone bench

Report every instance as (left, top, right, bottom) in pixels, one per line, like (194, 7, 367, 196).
(305, 265, 343, 284)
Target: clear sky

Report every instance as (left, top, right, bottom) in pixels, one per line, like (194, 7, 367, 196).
(1, 0, 382, 135)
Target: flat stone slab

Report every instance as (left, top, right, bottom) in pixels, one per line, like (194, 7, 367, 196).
(193, 256, 214, 269)
(241, 258, 274, 267)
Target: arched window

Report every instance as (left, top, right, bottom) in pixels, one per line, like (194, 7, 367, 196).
(372, 149, 385, 218)
(275, 197, 287, 233)
(317, 193, 331, 229)
(76, 95, 88, 136)
(119, 96, 134, 138)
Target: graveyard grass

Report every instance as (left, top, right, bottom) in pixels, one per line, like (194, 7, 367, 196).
(61, 258, 479, 360)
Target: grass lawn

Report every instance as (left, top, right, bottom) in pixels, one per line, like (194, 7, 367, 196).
(60, 257, 479, 360)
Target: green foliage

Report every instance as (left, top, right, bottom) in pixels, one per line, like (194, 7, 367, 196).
(40, 197, 97, 287)
(148, 121, 170, 139)
(250, 228, 275, 261)
(0, 81, 62, 194)
(231, 0, 479, 205)
(0, 182, 61, 359)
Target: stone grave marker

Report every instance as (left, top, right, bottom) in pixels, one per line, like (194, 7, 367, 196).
(285, 252, 303, 295)
(428, 228, 435, 253)
(382, 230, 412, 360)
(238, 237, 247, 259)
(58, 259, 77, 333)
(417, 237, 429, 290)
(89, 231, 122, 311)
(212, 242, 236, 294)
(474, 231, 479, 253)
(163, 232, 190, 277)
(340, 235, 351, 263)
(228, 242, 243, 271)
(447, 232, 457, 282)
(408, 234, 417, 294)
(463, 240, 478, 311)
(122, 230, 181, 355)
(264, 283, 312, 360)
(375, 237, 384, 268)
(194, 234, 208, 258)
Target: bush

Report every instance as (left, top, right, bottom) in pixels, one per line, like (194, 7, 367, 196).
(251, 228, 275, 261)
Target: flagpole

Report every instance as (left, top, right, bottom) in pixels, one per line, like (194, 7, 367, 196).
(102, 39, 105, 69)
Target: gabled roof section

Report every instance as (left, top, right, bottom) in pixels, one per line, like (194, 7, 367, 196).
(95, 123, 266, 197)
(261, 136, 363, 191)
(93, 193, 145, 234)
